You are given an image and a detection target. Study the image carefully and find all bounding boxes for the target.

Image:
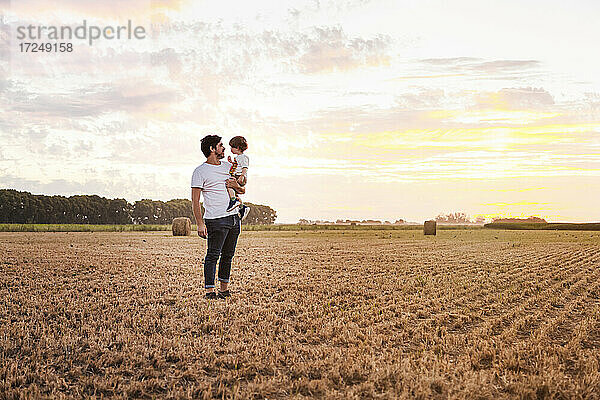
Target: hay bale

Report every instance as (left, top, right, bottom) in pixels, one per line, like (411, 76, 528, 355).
(172, 217, 191, 236)
(424, 220, 436, 235)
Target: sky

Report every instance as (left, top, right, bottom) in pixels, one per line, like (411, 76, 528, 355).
(1, 0, 599, 223)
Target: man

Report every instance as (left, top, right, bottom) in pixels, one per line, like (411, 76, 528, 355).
(191, 135, 245, 300)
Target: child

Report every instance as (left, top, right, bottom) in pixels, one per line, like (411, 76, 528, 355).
(226, 136, 250, 220)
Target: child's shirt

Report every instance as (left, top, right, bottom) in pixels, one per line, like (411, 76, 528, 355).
(234, 154, 249, 175)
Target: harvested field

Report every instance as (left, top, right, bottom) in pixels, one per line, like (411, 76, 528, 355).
(1, 229, 600, 399)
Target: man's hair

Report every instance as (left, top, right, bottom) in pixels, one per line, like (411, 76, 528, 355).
(229, 136, 248, 152)
(200, 135, 221, 158)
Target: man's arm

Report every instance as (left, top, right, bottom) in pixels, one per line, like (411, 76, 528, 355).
(226, 178, 245, 194)
(191, 187, 207, 238)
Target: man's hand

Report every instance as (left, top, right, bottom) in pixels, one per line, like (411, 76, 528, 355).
(197, 223, 207, 239)
(226, 178, 245, 194)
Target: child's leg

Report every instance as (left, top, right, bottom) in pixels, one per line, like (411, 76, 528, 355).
(226, 188, 241, 211)
(226, 176, 241, 211)
(234, 175, 244, 204)
(227, 187, 236, 200)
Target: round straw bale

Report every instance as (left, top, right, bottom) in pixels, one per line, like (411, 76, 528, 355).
(172, 217, 191, 236)
(424, 220, 437, 235)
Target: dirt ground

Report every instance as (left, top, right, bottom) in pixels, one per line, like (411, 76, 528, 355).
(1, 229, 600, 399)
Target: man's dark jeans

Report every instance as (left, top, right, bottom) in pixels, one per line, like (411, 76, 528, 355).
(204, 214, 241, 289)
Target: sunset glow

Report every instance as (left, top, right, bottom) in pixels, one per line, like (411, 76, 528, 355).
(1, 0, 599, 223)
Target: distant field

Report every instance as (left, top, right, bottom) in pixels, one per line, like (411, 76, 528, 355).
(4, 222, 599, 233)
(0, 223, 170, 232)
(1, 229, 599, 398)
(0, 223, 483, 232)
(244, 224, 482, 231)
(485, 222, 600, 231)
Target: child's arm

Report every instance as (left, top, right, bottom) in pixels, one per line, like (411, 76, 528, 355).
(237, 167, 248, 186)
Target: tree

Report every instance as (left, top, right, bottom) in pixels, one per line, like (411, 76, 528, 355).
(242, 203, 277, 225)
(108, 199, 133, 224)
(435, 212, 471, 224)
(0, 189, 277, 225)
(132, 199, 160, 224)
(492, 216, 547, 223)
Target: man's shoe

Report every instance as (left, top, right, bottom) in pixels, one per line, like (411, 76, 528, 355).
(205, 292, 217, 300)
(239, 205, 250, 221)
(226, 198, 240, 212)
(217, 290, 231, 299)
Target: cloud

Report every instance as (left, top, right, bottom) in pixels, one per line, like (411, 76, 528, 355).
(419, 57, 481, 65)
(153, 23, 392, 76)
(395, 88, 447, 110)
(6, 80, 181, 119)
(7, 0, 187, 19)
(297, 26, 391, 73)
(470, 60, 539, 74)
(0, 17, 9, 60)
(0, 174, 113, 196)
(0, 166, 192, 202)
(150, 47, 182, 78)
(473, 87, 555, 111)
(418, 57, 541, 78)
(584, 92, 600, 111)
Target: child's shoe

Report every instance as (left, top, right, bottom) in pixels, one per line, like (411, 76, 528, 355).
(226, 198, 241, 212)
(239, 205, 250, 221)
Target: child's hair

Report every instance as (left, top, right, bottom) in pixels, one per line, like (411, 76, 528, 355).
(229, 136, 248, 152)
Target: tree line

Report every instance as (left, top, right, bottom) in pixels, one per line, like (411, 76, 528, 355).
(0, 189, 277, 225)
(435, 212, 486, 224)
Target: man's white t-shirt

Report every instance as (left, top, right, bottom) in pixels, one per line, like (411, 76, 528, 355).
(191, 161, 239, 220)
(234, 154, 249, 175)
